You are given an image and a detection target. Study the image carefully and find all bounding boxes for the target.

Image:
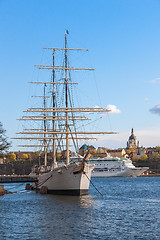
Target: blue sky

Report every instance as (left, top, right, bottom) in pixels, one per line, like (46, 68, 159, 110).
(1, 0, 160, 151)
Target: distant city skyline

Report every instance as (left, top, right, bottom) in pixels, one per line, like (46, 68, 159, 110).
(1, 0, 160, 151)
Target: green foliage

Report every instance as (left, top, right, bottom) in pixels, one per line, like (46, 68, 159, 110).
(126, 147, 135, 154)
(6, 153, 16, 162)
(34, 151, 40, 157)
(0, 122, 11, 155)
(132, 156, 140, 161)
(22, 154, 28, 160)
(150, 152, 160, 162)
(156, 146, 160, 152)
(140, 154, 148, 161)
(129, 147, 135, 153)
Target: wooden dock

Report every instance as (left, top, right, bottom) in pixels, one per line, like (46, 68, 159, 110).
(0, 175, 37, 183)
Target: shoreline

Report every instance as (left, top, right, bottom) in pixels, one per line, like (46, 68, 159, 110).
(140, 174, 160, 177)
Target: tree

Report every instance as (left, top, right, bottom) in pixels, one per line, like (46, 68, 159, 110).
(34, 151, 40, 158)
(132, 156, 140, 161)
(6, 153, 16, 162)
(140, 154, 148, 161)
(150, 152, 160, 162)
(22, 154, 29, 160)
(0, 122, 11, 155)
(129, 147, 135, 153)
(156, 146, 160, 152)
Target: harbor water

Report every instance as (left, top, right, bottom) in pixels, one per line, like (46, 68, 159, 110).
(0, 177, 160, 240)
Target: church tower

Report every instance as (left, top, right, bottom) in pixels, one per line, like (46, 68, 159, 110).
(127, 128, 139, 148)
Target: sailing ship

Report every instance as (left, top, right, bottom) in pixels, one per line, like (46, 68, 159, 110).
(13, 30, 116, 195)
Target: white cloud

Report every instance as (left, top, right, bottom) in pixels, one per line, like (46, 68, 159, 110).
(151, 78, 160, 84)
(92, 104, 121, 115)
(144, 97, 149, 101)
(150, 105, 160, 115)
(106, 104, 121, 114)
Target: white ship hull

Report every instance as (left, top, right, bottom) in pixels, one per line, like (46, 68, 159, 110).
(32, 162, 94, 195)
(88, 157, 148, 178)
(92, 167, 148, 178)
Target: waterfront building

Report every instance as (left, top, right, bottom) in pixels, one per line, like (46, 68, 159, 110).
(79, 144, 96, 156)
(107, 148, 127, 158)
(97, 147, 107, 153)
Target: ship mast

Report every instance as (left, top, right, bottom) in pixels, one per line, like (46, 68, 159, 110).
(13, 31, 118, 159)
(44, 84, 47, 166)
(65, 30, 70, 165)
(52, 49, 56, 167)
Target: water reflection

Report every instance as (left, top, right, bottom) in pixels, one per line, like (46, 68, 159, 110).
(48, 194, 94, 208)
